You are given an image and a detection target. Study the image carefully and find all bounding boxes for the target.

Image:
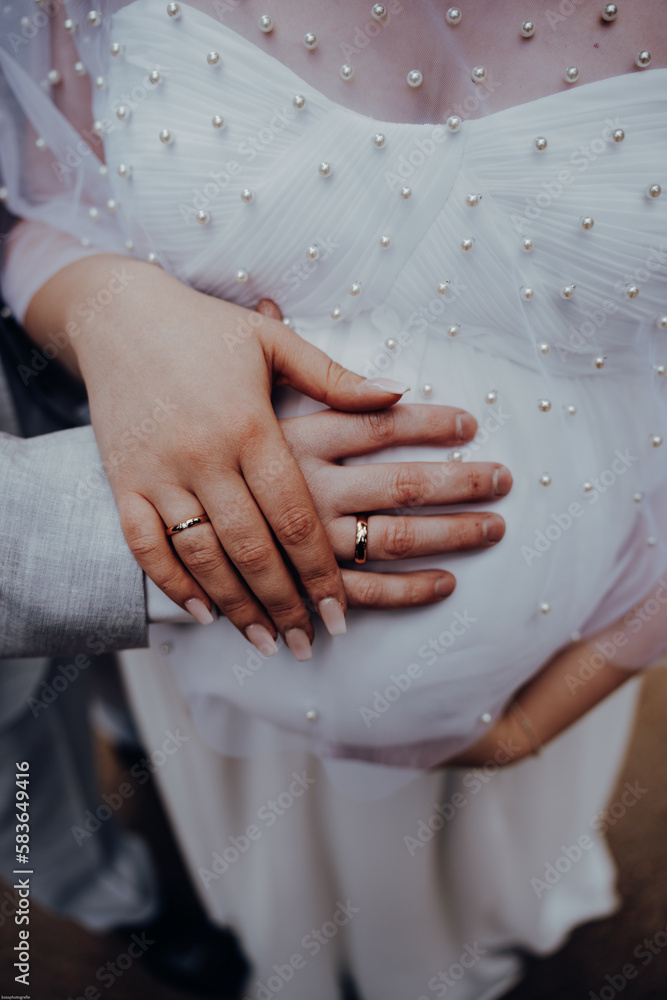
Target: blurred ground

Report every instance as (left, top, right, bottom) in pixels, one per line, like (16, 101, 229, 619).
(1, 668, 666, 1000)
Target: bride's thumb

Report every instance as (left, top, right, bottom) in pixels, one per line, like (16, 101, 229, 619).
(266, 322, 411, 411)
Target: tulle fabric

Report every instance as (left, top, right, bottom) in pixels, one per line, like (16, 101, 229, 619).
(1, 0, 667, 783)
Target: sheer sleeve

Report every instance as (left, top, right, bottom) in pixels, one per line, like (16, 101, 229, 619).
(0, 0, 129, 318)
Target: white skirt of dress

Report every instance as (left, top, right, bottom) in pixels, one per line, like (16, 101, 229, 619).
(120, 647, 642, 1000)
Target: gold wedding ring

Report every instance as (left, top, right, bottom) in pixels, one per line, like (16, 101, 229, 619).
(354, 514, 369, 564)
(166, 513, 211, 536)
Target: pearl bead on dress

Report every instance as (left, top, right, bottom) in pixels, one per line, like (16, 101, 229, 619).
(159, 129, 173, 144)
(471, 66, 486, 84)
(601, 4, 618, 20)
(47, 69, 62, 85)
(437, 282, 450, 295)
(651, 435, 663, 447)
(305, 709, 319, 722)
(421, 384, 433, 397)
(400, 186, 412, 199)
(564, 66, 580, 84)
(293, 95, 306, 110)
(612, 128, 625, 142)
(635, 51, 652, 68)
(86, 10, 102, 26)
(446, 7, 462, 26)
(520, 20, 535, 38)
(658, 316, 667, 330)
(319, 162, 332, 177)
(212, 115, 225, 129)
(461, 238, 474, 251)
(349, 282, 362, 296)
(521, 237, 534, 252)
(235, 269, 249, 283)
(167, 1, 181, 18)
(566, 404, 577, 415)
(149, 69, 161, 84)
(372, 133, 386, 147)
(379, 236, 392, 249)
(372, 4, 387, 20)
(196, 209, 211, 224)
(485, 389, 498, 404)
(446, 116, 462, 132)
(560, 284, 576, 299)
(258, 15, 274, 32)
(540, 474, 551, 486)
(306, 245, 320, 260)
(535, 136, 548, 151)
(303, 33, 318, 50)
(580, 216, 595, 230)
(447, 325, 460, 338)
(626, 284, 640, 299)
(64, 18, 76, 31)
(340, 64, 355, 81)
(109, 42, 122, 57)
(540, 603, 551, 614)
(117, 163, 132, 178)
(521, 286, 535, 301)
(466, 193, 480, 207)
(593, 356, 606, 369)
(646, 184, 662, 199)
(538, 399, 551, 412)
(241, 188, 254, 203)
(207, 51, 221, 66)
(407, 70, 423, 88)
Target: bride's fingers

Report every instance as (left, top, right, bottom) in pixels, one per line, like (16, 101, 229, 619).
(280, 405, 478, 461)
(117, 492, 215, 624)
(342, 568, 456, 609)
(239, 425, 348, 631)
(329, 462, 512, 512)
(331, 512, 505, 561)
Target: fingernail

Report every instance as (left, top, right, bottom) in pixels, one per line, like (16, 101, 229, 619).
(245, 624, 279, 657)
(185, 598, 215, 625)
(434, 576, 454, 597)
(319, 598, 347, 636)
(456, 412, 476, 441)
(493, 467, 512, 496)
(363, 377, 411, 395)
(483, 517, 505, 544)
(285, 628, 313, 662)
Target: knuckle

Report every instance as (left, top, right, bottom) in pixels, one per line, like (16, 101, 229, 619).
(217, 594, 257, 621)
(122, 517, 160, 563)
(392, 467, 423, 508)
(382, 519, 416, 559)
(232, 539, 275, 575)
(362, 409, 396, 446)
(179, 542, 226, 577)
(404, 576, 429, 605)
(274, 506, 319, 547)
(356, 574, 385, 606)
(465, 469, 485, 497)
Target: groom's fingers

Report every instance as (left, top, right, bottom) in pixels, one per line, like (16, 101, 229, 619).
(331, 462, 512, 511)
(331, 512, 505, 561)
(280, 405, 479, 460)
(342, 568, 456, 608)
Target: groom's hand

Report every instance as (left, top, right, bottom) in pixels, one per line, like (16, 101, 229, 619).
(279, 406, 511, 609)
(256, 299, 511, 610)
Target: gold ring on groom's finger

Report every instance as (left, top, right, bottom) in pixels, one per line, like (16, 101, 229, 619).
(354, 514, 369, 564)
(166, 513, 211, 536)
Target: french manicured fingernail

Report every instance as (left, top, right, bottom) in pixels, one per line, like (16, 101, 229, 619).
(363, 377, 411, 395)
(319, 598, 347, 636)
(434, 575, 454, 597)
(185, 598, 215, 625)
(285, 628, 312, 662)
(483, 517, 505, 544)
(245, 624, 278, 657)
(456, 412, 476, 441)
(493, 467, 512, 496)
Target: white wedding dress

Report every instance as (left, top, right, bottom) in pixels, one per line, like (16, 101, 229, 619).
(2, 1, 667, 996)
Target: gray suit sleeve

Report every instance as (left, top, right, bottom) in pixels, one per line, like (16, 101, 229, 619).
(0, 424, 148, 657)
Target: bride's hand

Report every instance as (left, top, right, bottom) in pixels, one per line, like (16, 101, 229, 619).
(280, 405, 511, 609)
(25, 255, 411, 659)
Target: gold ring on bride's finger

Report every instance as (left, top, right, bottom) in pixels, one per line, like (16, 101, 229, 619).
(354, 514, 369, 564)
(166, 513, 211, 536)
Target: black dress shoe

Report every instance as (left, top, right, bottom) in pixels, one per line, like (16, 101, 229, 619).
(116, 912, 251, 998)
